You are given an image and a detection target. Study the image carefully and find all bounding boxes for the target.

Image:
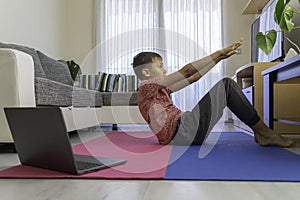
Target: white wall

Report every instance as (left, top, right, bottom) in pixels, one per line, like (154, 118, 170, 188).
(0, 0, 95, 69)
(1, 0, 255, 75)
(0, 0, 65, 58)
(222, 0, 256, 77)
(63, 0, 95, 73)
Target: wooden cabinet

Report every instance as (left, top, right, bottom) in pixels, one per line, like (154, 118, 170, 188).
(262, 55, 300, 134)
(232, 62, 278, 132)
(273, 82, 300, 134)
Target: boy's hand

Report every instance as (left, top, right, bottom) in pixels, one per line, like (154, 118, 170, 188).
(219, 38, 243, 59)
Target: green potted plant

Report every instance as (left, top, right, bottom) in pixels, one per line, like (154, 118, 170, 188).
(256, 0, 300, 55)
(67, 60, 81, 82)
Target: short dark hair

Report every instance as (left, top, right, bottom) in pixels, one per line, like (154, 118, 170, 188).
(132, 52, 162, 79)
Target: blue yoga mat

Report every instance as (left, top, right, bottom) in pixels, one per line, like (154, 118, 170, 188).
(165, 132, 300, 181)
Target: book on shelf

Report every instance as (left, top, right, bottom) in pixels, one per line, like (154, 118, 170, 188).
(105, 74, 118, 92)
(79, 74, 87, 88)
(116, 74, 126, 92)
(95, 72, 104, 91)
(99, 73, 109, 92)
(94, 72, 139, 92)
(112, 74, 120, 92)
(79, 74, 99, 90)
(88, 74, 99, 90)
(125, 75, 137, 92)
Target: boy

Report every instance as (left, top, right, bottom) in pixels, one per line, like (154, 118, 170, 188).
(132, 38, 295, 147)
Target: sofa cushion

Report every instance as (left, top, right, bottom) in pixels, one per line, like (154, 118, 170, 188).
(37, 51, 73, 86)
(35, 77, 103, 107)
(0, 42, 46, 78)
(101, 92, 138, 106)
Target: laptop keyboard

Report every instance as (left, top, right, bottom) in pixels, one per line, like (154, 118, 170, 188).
(76, 161, 104, 171)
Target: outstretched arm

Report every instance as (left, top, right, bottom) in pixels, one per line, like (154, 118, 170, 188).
(159, 38, 243, 92)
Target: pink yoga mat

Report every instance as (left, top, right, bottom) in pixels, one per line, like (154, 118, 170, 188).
(0, 132, 173, 179)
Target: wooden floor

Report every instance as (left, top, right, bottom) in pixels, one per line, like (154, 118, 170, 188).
(1, 122, 300, 200)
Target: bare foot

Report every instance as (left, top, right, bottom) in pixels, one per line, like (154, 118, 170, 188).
(254, 132, 296, 147)
(252, 120, 296, 148)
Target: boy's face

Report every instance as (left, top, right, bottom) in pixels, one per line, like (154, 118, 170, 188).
(142, 57, 167, 79)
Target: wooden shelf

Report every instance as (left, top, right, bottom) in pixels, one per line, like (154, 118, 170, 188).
(232, 62, 278, 133)
(242, 0, 270, 15)
(236, 63, 253, 77)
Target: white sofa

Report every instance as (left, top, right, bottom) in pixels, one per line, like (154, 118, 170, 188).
(0, 48, 145, 143)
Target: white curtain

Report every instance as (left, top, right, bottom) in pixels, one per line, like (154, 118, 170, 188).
(95, 0, 223, 111)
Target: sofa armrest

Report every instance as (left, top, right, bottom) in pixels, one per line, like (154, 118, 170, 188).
(0, 48, 36, 106)
(0, 48, 36, 142)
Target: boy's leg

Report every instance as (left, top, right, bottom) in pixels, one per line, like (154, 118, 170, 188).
(220, 77, 261, 127)
(194, 77, 260, 144)
(208, 78, 294, 147)
(172, 77, 260, 145)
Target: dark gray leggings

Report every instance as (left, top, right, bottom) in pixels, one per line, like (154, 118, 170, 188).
(171, 77, 260, 145)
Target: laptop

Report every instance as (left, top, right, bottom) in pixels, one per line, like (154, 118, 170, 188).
(4, 107, 126, 175)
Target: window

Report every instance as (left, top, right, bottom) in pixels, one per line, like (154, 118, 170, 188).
(95, 0, 223, 110)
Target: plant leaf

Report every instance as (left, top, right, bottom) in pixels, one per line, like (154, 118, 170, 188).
(275, 0, 285, 24)
(274, 0, 291, 25)
(256, 30, 277, 55)
(279, 5, 295, 32)
(67, 60, 81, 81)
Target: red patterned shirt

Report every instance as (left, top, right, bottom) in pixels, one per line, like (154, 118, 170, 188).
(138, 77, 183, 144)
